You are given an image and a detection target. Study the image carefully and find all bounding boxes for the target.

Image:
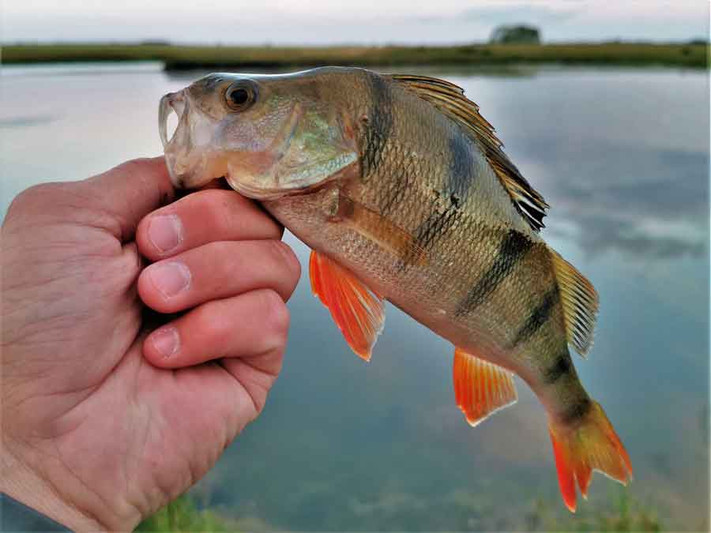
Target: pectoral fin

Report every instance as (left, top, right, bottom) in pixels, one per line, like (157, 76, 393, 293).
(453, 347, 518, 426)
(309, 250, 385, 361)
(336, 195, 427, 266)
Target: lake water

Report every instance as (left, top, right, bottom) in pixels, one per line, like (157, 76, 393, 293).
(1, 63, 708, 531)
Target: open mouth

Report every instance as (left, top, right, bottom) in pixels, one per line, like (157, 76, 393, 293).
(158, 91, 186, 149)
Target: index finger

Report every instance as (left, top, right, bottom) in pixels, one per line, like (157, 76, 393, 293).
(136, 188, 283, 261)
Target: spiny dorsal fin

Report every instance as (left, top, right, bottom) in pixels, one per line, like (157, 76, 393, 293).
(389, 74, 549, 232)
(549, 250, 599, 357)
(453, 347, 518, 426)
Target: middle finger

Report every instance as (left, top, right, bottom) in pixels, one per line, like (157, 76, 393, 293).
(138, 239, 301, 313)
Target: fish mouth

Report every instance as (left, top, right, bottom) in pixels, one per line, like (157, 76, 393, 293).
(159, 90, 215, 188)
(159, 91, 185, 150)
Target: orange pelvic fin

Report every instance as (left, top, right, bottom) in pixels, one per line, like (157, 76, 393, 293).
(549, 400, 633, 512)
(453, 347, 517, 426)
(309, 250, 385, 362)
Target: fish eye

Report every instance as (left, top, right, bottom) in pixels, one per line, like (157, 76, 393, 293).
(225, 81, 257, 111)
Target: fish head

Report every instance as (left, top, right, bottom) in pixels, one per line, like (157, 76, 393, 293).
(159, 69, 360, 199)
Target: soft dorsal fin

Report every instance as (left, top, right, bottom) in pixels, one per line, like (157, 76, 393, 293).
(389, 74, 549, 232)
(453, 347, 518, 426)
(549, 250, 599, 357)
(309, 250, 385, 361)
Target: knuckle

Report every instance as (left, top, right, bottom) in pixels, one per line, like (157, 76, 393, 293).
(10, 183, 61, 209)
(259, 289, 290, 341)
(108, 158, 164, 191)
(266, 240, 301, 282)
(5, 183, 70, 223)
(115, 158, 150, 176)
(207, 194, 238, 235)
(194, 187, 231, 209)
(206, 239, 233, 257)
(193, 188, 249, 227)
(210, 190, 233, 209)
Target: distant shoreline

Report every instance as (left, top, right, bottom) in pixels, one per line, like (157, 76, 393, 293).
(3, 43, 708, 69)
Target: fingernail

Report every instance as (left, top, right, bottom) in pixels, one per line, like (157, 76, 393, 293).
(148, 214, 182, 253)
(149, 262, 191, 298)
(150, 327, 179, 358)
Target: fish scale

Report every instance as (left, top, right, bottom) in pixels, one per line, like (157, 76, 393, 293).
(160, 66, 632, 512)
(347, 85, 555, 368)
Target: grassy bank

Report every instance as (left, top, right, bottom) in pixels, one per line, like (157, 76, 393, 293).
(3, 42, 708, 69)
(138, 490, 663, 532)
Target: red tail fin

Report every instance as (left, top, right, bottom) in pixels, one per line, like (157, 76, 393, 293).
(549, 401, 632, 512)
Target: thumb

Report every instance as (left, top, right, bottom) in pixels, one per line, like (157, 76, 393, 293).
(84, 157, 175, 242)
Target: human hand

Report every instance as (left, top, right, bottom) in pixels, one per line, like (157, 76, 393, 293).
(1, 158, 300, 531)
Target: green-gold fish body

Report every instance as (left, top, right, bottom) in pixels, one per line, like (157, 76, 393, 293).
(159, 67, 632, 511)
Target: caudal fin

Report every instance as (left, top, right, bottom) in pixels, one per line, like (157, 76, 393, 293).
(549, 401, 632, 512)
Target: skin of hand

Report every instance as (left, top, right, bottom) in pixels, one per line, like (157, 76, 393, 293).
(1, 158, 301, 531)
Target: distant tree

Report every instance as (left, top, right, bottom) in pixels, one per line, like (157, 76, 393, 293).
(490, 25, 541, 44)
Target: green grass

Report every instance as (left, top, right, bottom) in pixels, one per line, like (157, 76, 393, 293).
(138, 488, 662, 532)
(2, 42, 708, 69)
(527, 490, 662, 532)
(136, 495, 239, 532)
(136, 494, 273, 532)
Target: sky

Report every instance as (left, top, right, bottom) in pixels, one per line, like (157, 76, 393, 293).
(2, 0, 708, 45)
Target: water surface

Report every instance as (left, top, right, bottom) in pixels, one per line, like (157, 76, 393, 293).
(1, 63, 708, 531)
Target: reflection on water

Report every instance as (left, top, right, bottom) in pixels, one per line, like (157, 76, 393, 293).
(0, 115, 58, 128)
(1, 63, 708, 531)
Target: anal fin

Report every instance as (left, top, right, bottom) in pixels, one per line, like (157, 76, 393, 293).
(453, 347, 517, 426)
(309, 250, 385, 362)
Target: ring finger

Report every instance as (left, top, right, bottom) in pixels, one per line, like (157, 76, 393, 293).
(143, 289, 289, 369)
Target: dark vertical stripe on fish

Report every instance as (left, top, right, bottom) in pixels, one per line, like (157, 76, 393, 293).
(510, 286, 561, 348)
(446, 133, 476, 202)
(455, 230, 533, 316)
(559, 397, 592, 425)
(402, 202, 460, 266)
(361, 73, 393, 181)
(542, 351, 573, 384)
(379, 168, 409, 216)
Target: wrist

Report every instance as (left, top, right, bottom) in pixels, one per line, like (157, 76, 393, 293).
(2, 444, 107, 532)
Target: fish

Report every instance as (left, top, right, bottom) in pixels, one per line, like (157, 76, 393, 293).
(158, 67, 632, 511)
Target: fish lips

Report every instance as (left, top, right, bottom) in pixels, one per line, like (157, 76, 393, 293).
(159, 90, 219, 189)
(158, 91, 184, 150)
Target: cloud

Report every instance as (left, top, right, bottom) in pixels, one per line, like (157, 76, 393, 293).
(513, 136, 709, 259)
(2, 0, 707, 43)
(571, 216, 706, 259)
(461, 4, 580, 25)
